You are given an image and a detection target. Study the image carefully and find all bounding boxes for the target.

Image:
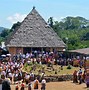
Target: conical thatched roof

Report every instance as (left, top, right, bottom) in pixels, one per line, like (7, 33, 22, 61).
(6, 7, 66, 48)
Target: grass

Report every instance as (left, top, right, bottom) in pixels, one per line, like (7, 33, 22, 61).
(22, 63, 81, 76)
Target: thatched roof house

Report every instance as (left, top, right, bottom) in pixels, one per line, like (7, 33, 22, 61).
(6, 7, 66, 55)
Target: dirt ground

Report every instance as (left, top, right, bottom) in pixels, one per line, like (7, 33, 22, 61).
(11, 81, 88, 90)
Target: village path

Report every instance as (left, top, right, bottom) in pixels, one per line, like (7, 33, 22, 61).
(11, 81, 88, 90)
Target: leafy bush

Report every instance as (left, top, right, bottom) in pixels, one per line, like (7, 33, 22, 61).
(67, 65, 72, 69)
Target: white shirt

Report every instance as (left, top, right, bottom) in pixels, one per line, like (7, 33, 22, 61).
(25, 74, 30, 79)
(41, 79, 46, 84)
(8, 73, 12, 77)
(1, 71, 6, 76)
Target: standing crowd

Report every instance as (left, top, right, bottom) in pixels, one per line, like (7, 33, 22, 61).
(0, 50, 88, 90)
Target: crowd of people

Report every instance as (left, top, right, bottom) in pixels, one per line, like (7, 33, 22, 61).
(0, 50, 49, 90)
(0, 50, 88, 89)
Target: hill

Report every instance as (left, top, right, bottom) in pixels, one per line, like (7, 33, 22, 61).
(0, 27, 5, 33)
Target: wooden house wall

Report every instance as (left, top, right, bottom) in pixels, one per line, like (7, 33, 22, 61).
(9, 47, 23, 55)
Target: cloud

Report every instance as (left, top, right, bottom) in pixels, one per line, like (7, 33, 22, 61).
(7, 13, 27, 24)
(53, 17, 65, 22)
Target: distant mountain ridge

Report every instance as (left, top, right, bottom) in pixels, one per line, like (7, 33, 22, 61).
(0, 27, 5, 33)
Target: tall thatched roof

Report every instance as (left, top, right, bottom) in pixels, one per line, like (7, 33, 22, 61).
(6, 7, 66, 48)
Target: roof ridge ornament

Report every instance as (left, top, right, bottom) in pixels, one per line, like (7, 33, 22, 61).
(33, 6, 35, 10)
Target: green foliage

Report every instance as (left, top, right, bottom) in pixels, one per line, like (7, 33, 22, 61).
(48, 17, 53, 28)
(49, 16, 89, 50)
(67, 65, 72, 69)
(0, 29, 10, 38)
(0, 22, 21, 45)
(53, 16, 89, 30)
(82, 32, 89, 40)
(11, 21, 21, 31)
(56, 29, 89, 50)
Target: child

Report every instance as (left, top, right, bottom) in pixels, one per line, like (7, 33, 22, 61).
(15, 85, 19, 90)
(20, 81, 25, 90)
(28, 80, 32, 90)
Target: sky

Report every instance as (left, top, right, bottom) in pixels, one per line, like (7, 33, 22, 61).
(0, 0, 89, 28)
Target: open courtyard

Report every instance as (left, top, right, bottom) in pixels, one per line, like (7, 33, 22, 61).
(11, 81, 87, 90)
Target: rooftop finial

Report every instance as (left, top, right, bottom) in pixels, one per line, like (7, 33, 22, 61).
(33, 6, 35, 9)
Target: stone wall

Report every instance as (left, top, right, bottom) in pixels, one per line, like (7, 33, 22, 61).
(44, 75, 73, 82)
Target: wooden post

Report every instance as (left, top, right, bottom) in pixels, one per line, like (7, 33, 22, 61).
(50, 48, 52, 52)
(31, 48, 32, 53)
(41, 48, 43, 53)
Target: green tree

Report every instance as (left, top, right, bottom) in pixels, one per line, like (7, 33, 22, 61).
(0, 29, 10, 38)
(48, 17, 53, 28)
(10, 21, 21, 31)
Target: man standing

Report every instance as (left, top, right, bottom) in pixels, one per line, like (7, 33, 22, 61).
(41, 78, 46, 90)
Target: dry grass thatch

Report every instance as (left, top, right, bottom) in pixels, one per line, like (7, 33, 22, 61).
(6, 7, 66, 48)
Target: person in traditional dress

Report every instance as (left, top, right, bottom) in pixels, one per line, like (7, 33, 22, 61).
(73, 70, 78, 83)
(77, 68, 83, 84)
(25, 73, 30, 84)
(41, 78, 46, 90)
(1, 70, 6, 79)
(20, 81, 25, 90)
(82, 70, 86, 83)
(14, 71, 19, 83)
(34, 77, 39, 90)
(28, 80, 32, 90)
(15, 82, 19, 90)
(15, 85, 19, 90)
(30, 72, 34, 81)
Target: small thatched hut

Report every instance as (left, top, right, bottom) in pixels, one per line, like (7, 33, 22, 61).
(5, 7, 66, 55)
